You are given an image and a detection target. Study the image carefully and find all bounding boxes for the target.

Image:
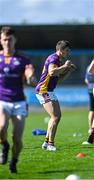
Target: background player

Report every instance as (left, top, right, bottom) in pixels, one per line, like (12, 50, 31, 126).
(35, 40, 76, 151)
(83, 61, 94, 144)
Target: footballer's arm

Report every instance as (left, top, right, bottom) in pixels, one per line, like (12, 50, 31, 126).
(25, 64, 37, 87)
(88, 60, 94, 74)
(59, 64, 76, 82)
(48, 63, 71, 77)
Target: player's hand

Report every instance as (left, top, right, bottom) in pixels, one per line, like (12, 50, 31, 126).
(65, 60, 71, 67)
(25, 64, 35, 79)
(70, 64, 77, 71)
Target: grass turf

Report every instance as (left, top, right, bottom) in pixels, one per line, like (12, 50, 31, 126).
(0, 107, 94, 179)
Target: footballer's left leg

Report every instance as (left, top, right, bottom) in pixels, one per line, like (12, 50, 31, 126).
(9, 101, 27, 173)
(87, 94, 94, 143)
(43, 100, 61, 151)
(82, 94, 94, 145)
(10, 115, 25, 173)
(87, 119, 94, 144)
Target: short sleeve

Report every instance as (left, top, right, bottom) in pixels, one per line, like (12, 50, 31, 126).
(48, 56, 59, 66)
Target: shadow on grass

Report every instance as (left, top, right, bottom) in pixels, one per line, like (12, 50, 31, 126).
(37, 168, 94, 174)
(59, 143, 94, 150)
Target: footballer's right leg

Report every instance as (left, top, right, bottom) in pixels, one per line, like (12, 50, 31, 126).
(82, 123, 94, 145)
(0, 103, 10, 164)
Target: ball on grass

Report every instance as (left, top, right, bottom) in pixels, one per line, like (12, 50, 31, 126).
(65, 174, 80, 180)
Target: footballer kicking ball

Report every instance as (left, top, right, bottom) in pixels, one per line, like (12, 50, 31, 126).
(65, 174, 80, 180)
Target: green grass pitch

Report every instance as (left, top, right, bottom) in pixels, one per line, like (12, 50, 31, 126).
(0, 107, 94, 179)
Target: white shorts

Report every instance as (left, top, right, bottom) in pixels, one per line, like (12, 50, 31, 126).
(0, 101, 28, 117)
(36, 92, 58, 104)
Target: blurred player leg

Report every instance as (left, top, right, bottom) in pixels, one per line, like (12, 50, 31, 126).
(42, 100, 61, 151)
(0, 103, 10, 164)
(88, 111, 94, 133)
(87, 118, 94, 144)
(9, 101, 27, 173)
(9, 115, 25, 173)
(82, 93, 94, 145)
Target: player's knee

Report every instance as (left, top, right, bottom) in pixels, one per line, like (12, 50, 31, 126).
(55, 112, 61, 122)
(91, 127, 94, 134)
(53, 115, 61, 124)
(58, 111, 61, 120)
(12, 135, 23, 148)
(0, 124, 6, 132)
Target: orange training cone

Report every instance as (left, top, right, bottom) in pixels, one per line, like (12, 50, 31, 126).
(76, 153, 86, 158)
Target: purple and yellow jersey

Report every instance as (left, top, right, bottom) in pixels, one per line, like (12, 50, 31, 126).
(35, 53, 61, 93)
(0, 51, 31, 102)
